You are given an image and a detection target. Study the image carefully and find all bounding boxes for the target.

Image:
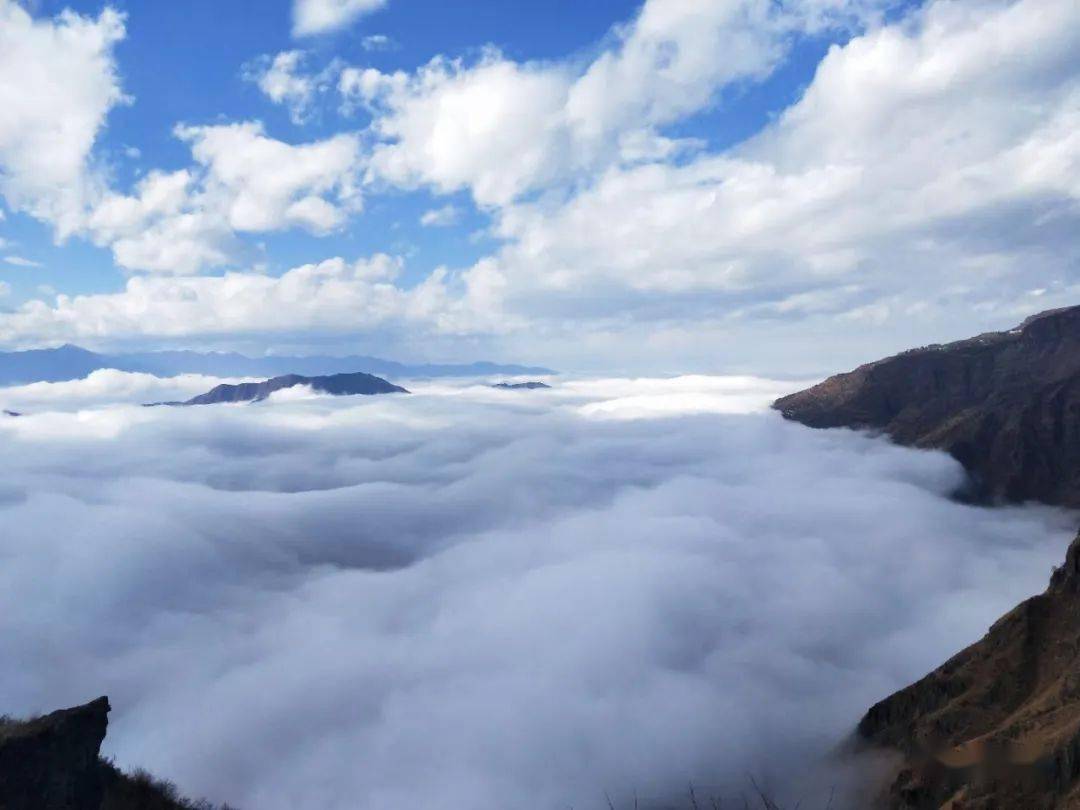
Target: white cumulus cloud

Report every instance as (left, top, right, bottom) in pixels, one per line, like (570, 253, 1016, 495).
(82, 124, 363, 274)
(0, 254, 502, 345)
(1, 0, 1077, 374)
(433, 0, 1080, 370)
(419, 204, 461, 227)
(244, 50, 340, 124)
(0, 369, 257, 412)
(292, 0, 387, 37)
(350, 0, 885, 206)
(0, 1, 126, 237)
(3, 256, 43, 268)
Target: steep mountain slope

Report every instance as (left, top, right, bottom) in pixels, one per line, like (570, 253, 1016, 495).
(176, 371, 408, 405)
(0, 345, 552, 386)
(774, 305, 1080, 506)
(859, 530, 1080, 808)
(774, 305, 1080, 806)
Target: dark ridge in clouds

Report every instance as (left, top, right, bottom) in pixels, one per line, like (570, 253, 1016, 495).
(0, 376, 1074, 809)
(175, 371, 408, 406)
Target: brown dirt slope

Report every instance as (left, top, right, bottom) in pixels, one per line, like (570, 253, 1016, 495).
(857, 531, 1080, 808)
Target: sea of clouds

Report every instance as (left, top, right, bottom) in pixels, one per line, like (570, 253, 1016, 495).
(0, 373, 1075, 809)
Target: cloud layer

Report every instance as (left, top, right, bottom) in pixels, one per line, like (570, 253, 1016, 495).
(0, 368, 255, 412)
(0, 375, 1074, 808)
(0, 255, 485, 344)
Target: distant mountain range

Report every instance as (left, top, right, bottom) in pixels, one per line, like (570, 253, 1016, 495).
(0, 345, 554, 386)
(155, 372, 409, 406)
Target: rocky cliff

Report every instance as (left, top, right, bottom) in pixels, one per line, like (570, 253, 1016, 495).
(773, 305, 1080, 507)
(0, 697, 110, 809)
(0, 697, 228, 809)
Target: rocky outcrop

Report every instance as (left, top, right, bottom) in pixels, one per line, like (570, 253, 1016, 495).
(857, 530, 1080, 808)
(0, 697, 228, 809)
(0, 697, 110, 810)
(166, 371, 408, 406)
(773, 305, 1080, 507)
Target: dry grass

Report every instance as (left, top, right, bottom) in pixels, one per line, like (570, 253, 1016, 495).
(100, 758, 238, 810)
(596, 779, 836, 810)
(0, 712, 44, 742)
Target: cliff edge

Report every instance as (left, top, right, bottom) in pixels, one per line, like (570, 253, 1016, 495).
(0, 697, 230, 810)
(774, 305, 1080, 506)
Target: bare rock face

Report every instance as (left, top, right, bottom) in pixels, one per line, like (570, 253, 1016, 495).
(773, 305, 1080, 507)
(0, 697, 110, 810)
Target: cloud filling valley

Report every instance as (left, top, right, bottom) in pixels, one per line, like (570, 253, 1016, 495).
(0, 374, 1074, 809)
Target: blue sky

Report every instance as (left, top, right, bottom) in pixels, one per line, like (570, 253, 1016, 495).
(5, 0, 832, 297)
(0, 0, 1076, 370)
(9, 0, 644, 297)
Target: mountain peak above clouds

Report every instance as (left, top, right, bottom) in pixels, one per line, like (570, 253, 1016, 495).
(173, 371, 408, 405)
(775, 304, 1080, 507)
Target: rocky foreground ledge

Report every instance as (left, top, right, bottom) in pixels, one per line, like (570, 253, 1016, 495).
(0, 697, 231, 810)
